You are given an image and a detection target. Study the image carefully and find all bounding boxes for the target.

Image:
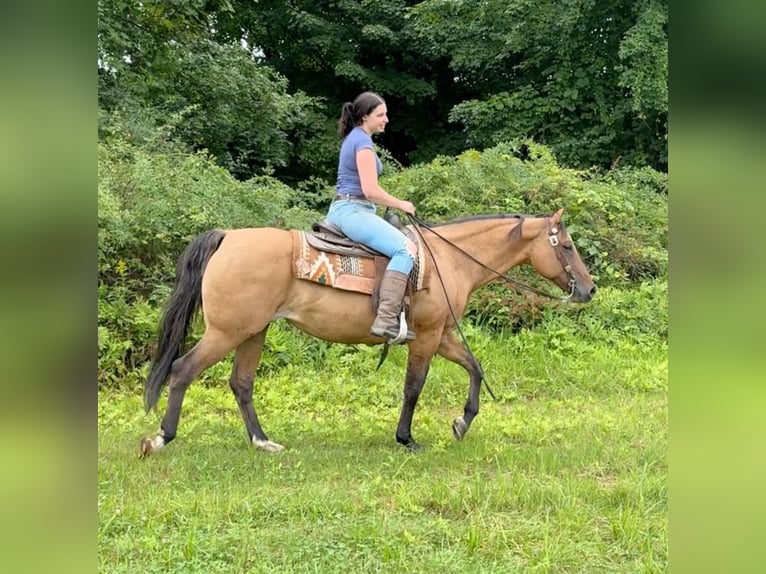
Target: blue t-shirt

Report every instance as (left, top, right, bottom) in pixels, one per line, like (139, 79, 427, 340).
(336, 127, 382, 197)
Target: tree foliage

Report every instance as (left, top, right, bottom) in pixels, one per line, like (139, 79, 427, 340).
(98, 0, 668, 182)
(98, 0, 335, 183)
(411, 0, 667, 170)
(213, 0, 467, 165)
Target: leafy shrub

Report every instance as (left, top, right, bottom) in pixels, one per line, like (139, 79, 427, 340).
(466, 284, 555, 333)
(98, 130, 324, 297)
(534, 279, 668, 347)
(98, 285, 161, 389)
(383, 140, 667, 288)
(98, 129, 325, 385)
(97, 136, 666, 388)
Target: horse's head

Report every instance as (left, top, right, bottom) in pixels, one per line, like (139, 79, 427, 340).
(524, 209, 597, 303)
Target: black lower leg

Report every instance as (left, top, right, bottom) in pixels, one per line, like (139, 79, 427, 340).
(230, 379, 269, 443)
(395, 364, 429, 450)
(158, 354, 198, 446)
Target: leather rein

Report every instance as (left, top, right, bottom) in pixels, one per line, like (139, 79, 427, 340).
(403, 212, 580, 401)
(407, 213, 578, 302)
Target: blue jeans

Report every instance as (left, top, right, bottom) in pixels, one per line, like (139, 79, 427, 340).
(326, 199, 414, 274)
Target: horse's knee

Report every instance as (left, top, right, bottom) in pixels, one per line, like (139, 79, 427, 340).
(229, 375, 254, 404)
(228, 374, 246, 393)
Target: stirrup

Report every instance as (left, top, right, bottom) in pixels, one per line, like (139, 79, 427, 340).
(370, 311, 415, 343)
(388, 311, 412, 344)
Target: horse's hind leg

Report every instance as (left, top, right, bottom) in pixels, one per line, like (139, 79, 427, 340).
(140, 329, 238, 456)
(229, 328, 284, 453)
(436, 330, 484, 441)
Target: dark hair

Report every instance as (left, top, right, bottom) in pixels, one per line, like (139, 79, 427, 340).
(337, 91, 386, 138)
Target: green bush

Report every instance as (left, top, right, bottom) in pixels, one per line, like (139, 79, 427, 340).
(383, 140, 667, 289)
(98, 285, 161, 389)
(97, 136, 666, 389)
(98, 130, 324, 295)
(98, 129, 325, 385)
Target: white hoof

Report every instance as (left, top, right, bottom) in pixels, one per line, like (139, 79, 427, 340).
(252, 438, 285, 453)
(139, 434, 164, 457)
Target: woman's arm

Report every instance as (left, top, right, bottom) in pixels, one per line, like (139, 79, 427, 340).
(356, 148, 415, 214)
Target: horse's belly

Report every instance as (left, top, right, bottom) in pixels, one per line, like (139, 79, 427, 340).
(279, 286, 379, 344)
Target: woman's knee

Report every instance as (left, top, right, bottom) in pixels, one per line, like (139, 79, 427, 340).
(389, 247, 415, 274)
(404, 238, 417, 259)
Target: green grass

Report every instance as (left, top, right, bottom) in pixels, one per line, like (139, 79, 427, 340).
(98, 326, 666, 573)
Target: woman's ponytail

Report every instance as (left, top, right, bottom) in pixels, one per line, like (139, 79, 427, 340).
(337, 102, 356, 138)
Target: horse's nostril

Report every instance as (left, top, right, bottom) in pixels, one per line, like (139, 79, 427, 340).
(589, 286, 597, 296)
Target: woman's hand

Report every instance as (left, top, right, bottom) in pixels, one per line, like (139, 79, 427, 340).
(398, 200, 415, 215)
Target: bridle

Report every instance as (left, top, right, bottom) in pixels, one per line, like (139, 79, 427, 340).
(546, 218, 578, 302)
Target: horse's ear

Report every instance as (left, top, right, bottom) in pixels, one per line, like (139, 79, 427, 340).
(552, 208, 564, 224)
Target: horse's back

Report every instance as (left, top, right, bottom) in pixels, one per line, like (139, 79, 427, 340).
(209, 226, 293, 272)
(224, 226, 291, 243)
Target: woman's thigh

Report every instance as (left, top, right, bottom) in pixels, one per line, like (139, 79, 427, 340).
(327, 202, 408, 257)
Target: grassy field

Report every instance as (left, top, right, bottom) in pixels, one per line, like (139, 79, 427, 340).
(98, 322, 667, 573)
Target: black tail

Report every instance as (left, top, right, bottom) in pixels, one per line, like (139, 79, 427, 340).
(144, 230, 226, 412)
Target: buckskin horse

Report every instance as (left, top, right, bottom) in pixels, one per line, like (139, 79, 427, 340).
(139, 208, 596, 456)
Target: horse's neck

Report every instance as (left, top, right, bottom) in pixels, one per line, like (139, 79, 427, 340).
(430, 217, 536, 289)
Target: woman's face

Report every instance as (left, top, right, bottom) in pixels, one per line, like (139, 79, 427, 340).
(361, 103, 388, 134)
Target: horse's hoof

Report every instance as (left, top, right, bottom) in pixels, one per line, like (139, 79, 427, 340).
(253, 439, 285, 453)
(397, 439, 422, 452)
(139, 435, 163, 458)
(452, 417, 468, 441)
(407, 441, 423, 452)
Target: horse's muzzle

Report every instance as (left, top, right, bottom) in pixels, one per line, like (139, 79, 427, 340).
(582, 285, 597, 303)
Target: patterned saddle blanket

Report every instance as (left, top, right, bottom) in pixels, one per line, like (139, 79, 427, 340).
(291, 224, 430, 296)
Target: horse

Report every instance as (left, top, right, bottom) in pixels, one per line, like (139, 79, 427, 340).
(139, 208, 596, 456)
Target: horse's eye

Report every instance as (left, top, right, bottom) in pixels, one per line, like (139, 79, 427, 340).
(563, 243, 573, 251)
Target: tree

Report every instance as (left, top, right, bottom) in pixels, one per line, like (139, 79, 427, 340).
(98, 0, 332, 182)
(214, 0, 468, 165)
(98, 0, 668, 185)
(410, 0, 667, 170)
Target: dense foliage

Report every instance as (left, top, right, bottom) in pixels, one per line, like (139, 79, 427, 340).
(98, 0, 667, 185)
(98, 124, 667, 388)
(97, 1, 667, 389)
(98, 7, 667, 570)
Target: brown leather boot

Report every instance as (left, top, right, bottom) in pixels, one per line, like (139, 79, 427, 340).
(370, 270, 415, 341)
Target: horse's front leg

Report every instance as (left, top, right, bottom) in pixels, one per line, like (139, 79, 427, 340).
(395, 360, 430, 451)
(435, 330, 484, 441)
(396, 339, 441, 450)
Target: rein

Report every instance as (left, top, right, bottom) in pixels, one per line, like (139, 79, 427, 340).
(405, 212, 580, 400)
(408, 213, 576, 302)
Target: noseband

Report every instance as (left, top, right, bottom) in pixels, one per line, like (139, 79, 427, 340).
(546, 218, 578, 301)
